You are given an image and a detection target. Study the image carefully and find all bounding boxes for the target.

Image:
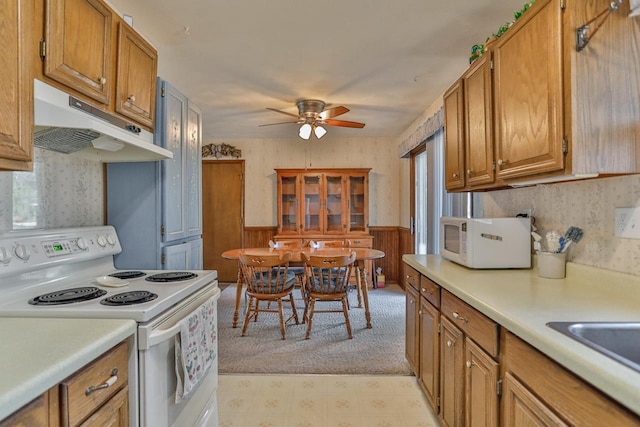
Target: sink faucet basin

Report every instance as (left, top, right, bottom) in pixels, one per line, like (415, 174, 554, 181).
(547, 322, 640, 373)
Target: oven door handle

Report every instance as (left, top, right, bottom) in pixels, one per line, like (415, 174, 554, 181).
(139, 286, 220, 350)
(147, 321, 183, 348)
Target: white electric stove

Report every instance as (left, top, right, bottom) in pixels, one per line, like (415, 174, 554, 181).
(0, 226, 220, 427)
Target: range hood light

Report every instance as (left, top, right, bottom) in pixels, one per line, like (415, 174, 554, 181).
(92, 136, 125, 152)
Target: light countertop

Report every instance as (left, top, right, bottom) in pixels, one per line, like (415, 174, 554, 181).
(0, 318, 136, 421)
(403, 254, 640, 416)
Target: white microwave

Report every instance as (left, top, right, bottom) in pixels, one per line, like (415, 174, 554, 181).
(439, 217, 531, 269)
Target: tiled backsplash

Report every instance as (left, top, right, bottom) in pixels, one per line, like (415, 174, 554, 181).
(0, 148, 103, 233)
(482, 175, 640, 276)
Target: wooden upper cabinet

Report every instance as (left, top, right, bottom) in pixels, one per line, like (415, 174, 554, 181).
(44, 0, 113, 105)
(444, 80, 465, 191)
(493, 0, 564, 180)
(463, 54, 495, 187)
(443, 0, 640, 189)
(0, 0, 34, 171)
(115, 22, 158, 129)
(275, 168, 370, 237)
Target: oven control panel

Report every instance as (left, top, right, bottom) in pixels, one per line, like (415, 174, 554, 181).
(42, 238, 87, 258)
(0, 226, 121, 277)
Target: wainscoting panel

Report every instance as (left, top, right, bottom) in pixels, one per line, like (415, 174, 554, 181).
(370, 226, 399, 285)
(398, 227, 414, 290)
(244, 226, 277, 248)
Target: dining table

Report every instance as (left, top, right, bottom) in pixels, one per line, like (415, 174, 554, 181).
(221, 247, 385, 330)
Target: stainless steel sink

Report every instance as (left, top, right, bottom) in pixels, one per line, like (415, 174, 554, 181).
(547, 322, 640, 373)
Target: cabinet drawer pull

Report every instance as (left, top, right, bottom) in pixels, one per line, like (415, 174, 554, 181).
(85, 368, 119, 396)
(452, 311, 468, 323)
(421, 287, 433, 295)
(447, 340, 454, 348)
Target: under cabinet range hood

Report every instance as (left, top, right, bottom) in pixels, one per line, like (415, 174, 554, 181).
(33, 79, 172, 162)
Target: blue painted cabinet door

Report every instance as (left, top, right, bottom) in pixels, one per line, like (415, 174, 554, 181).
(158, 79, 187, 242)
(163, 238, 203, 270)
(157, 79, 202, 244)
(185, 101, 202, 238)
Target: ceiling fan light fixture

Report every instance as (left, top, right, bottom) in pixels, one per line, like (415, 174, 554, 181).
(314, 125, 327, 139)
(299, 123, 312, 140)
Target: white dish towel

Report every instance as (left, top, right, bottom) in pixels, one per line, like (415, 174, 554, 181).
(175, 294, 218, 403)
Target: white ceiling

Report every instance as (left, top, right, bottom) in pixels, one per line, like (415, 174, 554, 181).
(107, 0, 525, 141)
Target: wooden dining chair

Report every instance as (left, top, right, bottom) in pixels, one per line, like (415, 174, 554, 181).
(301, 251, 357, 339)
(238, 252, 300, 339)
(268, 239, 306, 287)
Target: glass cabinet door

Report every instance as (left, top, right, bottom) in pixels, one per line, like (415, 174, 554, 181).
(348, 175, 367, 232)
(278, 175, 298, 234)
(301, 174, 322, 234)
(324, 174, 345, 234)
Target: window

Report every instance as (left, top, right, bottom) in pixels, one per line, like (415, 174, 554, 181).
(412, 129, 474, 254)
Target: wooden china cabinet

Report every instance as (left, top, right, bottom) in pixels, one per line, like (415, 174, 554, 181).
(275, 168, 373, 284)
(275, 168, 371, 239)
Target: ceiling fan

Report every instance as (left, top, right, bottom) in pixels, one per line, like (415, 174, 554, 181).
(260, 99, 365, 139)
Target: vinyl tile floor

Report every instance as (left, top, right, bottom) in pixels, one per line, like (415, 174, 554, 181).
(218, 374, 440, 427)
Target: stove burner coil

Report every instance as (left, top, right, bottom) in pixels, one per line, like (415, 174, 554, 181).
(100, 291, 158, 306)
(145, 272, 198, 282)
(109, 271, 146, 279)
(29, 287, 107, 305)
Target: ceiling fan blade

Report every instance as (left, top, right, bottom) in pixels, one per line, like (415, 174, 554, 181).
(258, 121, 300, 127)
(318, 106, 349, 120)
(266, 107, 299, 118)
(324, 119, 365, 128)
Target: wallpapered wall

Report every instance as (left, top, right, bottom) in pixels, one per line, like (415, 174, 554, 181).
(481, 175, 640, 276)
(0, 148, 104, 233)
(204, 135, 401, 227)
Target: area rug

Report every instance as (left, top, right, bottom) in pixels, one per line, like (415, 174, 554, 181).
(217, 284, 412, 375)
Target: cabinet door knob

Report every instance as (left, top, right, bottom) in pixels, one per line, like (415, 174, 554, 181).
(447, 340, 454, 348)
(467, 169, 472, 176)
(466, 360, 475, 368)
(497, 159, 507, 166)
(128, 95, 136, 103)
(452, 311, 468, 323)
(452, 172, 459, 178)
(98, 76, 107, 85)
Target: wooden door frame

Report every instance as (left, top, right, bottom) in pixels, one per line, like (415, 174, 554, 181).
(409, 143, 426, 254)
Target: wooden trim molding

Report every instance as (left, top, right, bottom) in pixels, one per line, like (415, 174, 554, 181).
(244, 226, 277, 248)
(398, 226, 413, 289)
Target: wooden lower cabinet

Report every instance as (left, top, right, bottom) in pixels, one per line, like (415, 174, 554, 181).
(503, 332, 640, 426)
(465, 338, 499, 427)
(419, 297, 439, 410)
(405, 284, 420, 374)
(440, 316, 465, 427)
(502, 372, 568, 427)
(0, 394, 51, 427)
(1, 341, 129, 427)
